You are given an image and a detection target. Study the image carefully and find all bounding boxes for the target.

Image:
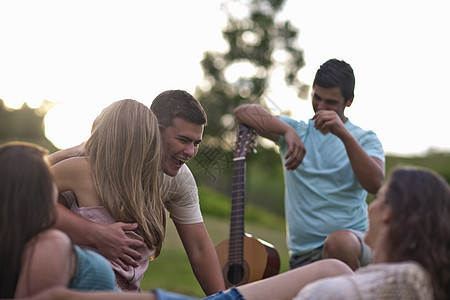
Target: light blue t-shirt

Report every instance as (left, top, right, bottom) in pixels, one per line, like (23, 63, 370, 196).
(276, 116, 385, 256)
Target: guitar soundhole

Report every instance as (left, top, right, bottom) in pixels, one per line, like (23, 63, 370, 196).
(227, 264, 245, 285)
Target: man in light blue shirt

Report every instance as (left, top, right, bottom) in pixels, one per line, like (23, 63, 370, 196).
(234, 59, 385, 271)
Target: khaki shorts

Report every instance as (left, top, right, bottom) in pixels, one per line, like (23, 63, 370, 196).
(289, 229, 373, 269)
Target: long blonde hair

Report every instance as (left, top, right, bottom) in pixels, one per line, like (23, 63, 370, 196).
(85, 99, 165, 257)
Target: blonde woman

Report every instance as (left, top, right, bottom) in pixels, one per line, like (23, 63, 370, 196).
(51, 99, 165, 291)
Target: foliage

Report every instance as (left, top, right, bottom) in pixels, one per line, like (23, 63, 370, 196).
(246, 146, 285, 214)
(189, 140, 286, 215)
(365, 153, 450, 203)
(187, 0, 310, 217)
(385, 153, 450, 183)
(198, 183, 285, 230)
(192, 145, 450, 214)
(194, 0, 308, 144)
(0, 99, 58, 152)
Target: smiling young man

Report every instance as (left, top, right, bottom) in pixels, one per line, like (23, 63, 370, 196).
(233, 59, 385, 271)
(49, 90, 225, 295)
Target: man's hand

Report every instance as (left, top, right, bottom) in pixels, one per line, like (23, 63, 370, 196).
(95, 222, 147, 270)
(284, 127, 306, 170)
(69, 142, 86, 157)
(312, 111, 347, 138)
(48, 142, 87, 166)
(234, 104, 306, 170)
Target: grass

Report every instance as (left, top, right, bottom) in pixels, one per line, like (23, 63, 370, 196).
(140, 152, 450, 297)
(141, 213, 289, 297)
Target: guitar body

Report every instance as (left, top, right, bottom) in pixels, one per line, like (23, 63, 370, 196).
(215, 234, 280, 288)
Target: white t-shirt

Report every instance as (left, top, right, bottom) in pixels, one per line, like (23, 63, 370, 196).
(294, 261, 433, 300)
(161, 164, 203, 224)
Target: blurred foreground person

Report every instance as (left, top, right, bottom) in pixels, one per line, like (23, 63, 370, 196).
(295, 166, 449, 300)
(0, 142, 118, 298)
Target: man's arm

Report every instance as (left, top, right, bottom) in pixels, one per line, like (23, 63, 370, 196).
(341, 135, 384, 194)
(234, 104, 291, 141)
(174, 222, 225, 295)
(234, 104, 306, 170)
(55, 203, 145, 270)
(48, 142, 85, 165)
(313, 110, 385, 194)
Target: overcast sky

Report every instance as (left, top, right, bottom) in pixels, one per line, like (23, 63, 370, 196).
(1, 0, 449, 156)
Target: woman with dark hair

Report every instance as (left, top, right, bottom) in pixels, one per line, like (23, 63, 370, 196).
(295, 166, 450, 299)
(0, 142, 118, 298)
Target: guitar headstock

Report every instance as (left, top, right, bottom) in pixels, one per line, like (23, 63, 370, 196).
(234, 124, 257, 159)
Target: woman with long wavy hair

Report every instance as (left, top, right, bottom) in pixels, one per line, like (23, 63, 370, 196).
(0, 142, 117, 298)
(52, 99, 165, 291)
(295, 166, 450, 300)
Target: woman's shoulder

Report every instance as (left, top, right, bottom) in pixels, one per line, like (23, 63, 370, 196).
(295, 262, 433, 300)
(51, 156, 90, 184)
(52, 156, 89, 170)
(25, 229, 72, 256)
(355, 262, 433, 299)
(358, 261, 429, 278)
(23, 229, 74, 274)
(15, 229, 74, 297)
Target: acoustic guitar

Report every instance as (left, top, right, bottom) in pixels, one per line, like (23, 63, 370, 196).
(215, 124, 280, 288)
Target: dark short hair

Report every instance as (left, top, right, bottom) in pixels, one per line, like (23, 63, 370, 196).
(150, 90, 207, 130)
(313, 59, 355, 102)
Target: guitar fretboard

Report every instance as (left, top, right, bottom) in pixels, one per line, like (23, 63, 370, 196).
(228, 157, 246, 264)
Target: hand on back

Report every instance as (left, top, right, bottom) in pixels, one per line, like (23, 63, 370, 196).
(95, 222, 147, 270)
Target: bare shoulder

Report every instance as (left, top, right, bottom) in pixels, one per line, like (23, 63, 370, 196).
(15, 229, 74, 297)
(21, 229, 74, 269)
(25, 229, 73, 256)
(51, 156, 90, 181)
(52, 156, 89, 171)
(51, 156, 92, 194)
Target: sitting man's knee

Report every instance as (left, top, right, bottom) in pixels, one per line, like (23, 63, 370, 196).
(322, 230, 361, 271)
(323, 230, 359, 254)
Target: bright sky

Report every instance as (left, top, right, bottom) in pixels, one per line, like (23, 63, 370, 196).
(1, 0, 449, 156)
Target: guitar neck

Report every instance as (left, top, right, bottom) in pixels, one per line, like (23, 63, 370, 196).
(228, 157, 246, 264)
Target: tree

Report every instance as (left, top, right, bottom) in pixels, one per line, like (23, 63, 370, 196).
(195, 0, 308, 145)
(0, 99, 58, 153)
(189, 0, 307, 214)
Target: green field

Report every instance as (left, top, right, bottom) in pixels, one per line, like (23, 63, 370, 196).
(141, 152, 450, 297)
(141, 213, 288, 297)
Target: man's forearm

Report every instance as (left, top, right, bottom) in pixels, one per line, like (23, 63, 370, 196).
(55, 203, 98, 246)
(48, 143, 85, 166)
(341, 133, 385, 194)
(189, 246, 225, 295)
(234, 104, 291, 142)
(174, 222, 225, 294)
(234, 104, 306, 169)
